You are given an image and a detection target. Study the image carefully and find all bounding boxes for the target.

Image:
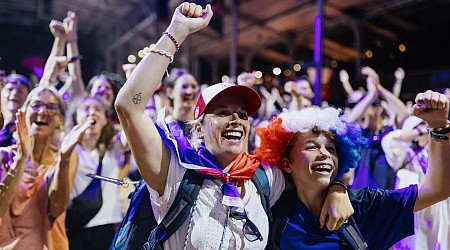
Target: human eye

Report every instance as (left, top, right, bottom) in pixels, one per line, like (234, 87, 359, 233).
(47, 103, 60, 111)
(304, 143, 317, 150)
(237, 112, 248, 120)
(217, 110, 231, 116)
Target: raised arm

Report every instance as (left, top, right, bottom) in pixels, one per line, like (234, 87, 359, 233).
(40, 20, 67, 86)
(0, 111, 29, 216)
(64, 11, 85, 100)
(345, 67, 379, 123)
(47, 120, 92, 217)
(114, 2, 213, 194)
(413, 90, 450, 211)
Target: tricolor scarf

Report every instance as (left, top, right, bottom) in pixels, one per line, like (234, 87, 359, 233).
(156, 109, 260, 210)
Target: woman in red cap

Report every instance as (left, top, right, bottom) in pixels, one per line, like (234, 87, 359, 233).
(114, 2, 352, 249)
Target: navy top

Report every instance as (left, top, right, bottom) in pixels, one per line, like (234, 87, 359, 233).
(280, 185, 417, 249)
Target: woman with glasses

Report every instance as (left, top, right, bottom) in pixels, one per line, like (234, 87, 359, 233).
(0, 86, 84, 249)
(114, 3, 352, 249)
(255, 90, 450, 249)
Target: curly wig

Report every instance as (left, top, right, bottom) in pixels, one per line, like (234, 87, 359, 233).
(254, 107, 367, 179)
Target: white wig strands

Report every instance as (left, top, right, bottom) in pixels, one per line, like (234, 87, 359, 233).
(279, 107, 347, 135)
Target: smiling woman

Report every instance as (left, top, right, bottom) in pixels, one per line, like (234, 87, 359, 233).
(255, 95, 450, 249)
(0, 86, 74, 250)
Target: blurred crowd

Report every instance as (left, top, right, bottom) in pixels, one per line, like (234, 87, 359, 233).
(1, 8, 450, 250)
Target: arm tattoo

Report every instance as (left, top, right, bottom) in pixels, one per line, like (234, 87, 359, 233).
(132, 92, 142, 104)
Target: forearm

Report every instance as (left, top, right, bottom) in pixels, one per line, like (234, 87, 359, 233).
(115, 25, 187, 116)
(346, 92, 378, 123)
(415, 124, 450, 211)
(67, 40, 85, 95)
(48, 155, 72, 217)
(392, 80, 402, 97)
(0, 154, 27, 217)
(378, 86, 409, 126)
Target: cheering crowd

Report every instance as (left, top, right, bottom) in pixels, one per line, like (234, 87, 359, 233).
(1, 2, 450, 250)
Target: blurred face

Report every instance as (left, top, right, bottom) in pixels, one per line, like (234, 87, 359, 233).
(90, 78, 114, 107)
(201, 96, 250, 165)
(295, 79, 313, 99)
(76, 98, 107, 135)
(283, 131, 338, 191)
(171, 74, 199, 109)
(1, 83, 29, 114)
(25, 91, 62, 139)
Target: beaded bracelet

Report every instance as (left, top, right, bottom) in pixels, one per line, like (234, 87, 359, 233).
(162, 31, 180, 51)
(427, 123, 450, 140)
(149, 48, 174, 63)
(329, 180, 348, 191)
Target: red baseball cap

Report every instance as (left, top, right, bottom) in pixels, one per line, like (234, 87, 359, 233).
(194, 83, 262, 119)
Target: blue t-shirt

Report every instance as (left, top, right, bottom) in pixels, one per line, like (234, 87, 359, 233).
(280, 185, 417, 249)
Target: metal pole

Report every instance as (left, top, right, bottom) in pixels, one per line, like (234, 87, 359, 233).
(230, 0, 239, 80)
(313, 0, 324, 106)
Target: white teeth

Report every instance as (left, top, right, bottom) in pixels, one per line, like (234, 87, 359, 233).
(312, 164, 332, 171)
(223, 131, 242, 138)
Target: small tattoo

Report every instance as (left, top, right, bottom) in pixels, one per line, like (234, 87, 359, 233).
(132, 92, 142, 104)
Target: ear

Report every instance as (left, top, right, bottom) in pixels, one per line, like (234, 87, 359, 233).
(282, 157, 293, 173)
(195, 123, 203, 139)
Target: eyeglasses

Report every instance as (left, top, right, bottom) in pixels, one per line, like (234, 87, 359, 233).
(229, 209, 263, 242)
(28, 102, 60, 115)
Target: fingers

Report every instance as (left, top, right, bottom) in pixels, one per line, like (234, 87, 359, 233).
(319, 210, 327, 228)
(415, 90, 448, 110)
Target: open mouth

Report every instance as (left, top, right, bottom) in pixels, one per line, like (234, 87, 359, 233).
(34, 121, 48, 126)
(312, 164, 332, 173)
(222, 131, 243, 142)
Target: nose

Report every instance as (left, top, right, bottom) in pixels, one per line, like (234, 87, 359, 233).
(229, 113, 242, 126)
(87, 106, 96, 116)
(319, 147, 331, 158)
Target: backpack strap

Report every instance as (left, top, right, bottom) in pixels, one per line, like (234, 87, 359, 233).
(142, 169, 203, 250)
(251, 166, 272, 222)
(337, 216, 369, 250)
(266, 190, 296, 250)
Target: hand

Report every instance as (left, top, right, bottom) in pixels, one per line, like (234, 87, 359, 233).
(361, 66, 380, 94)
(320, 184, 354, 230)
(60, 120, 94, 159)
(339, 69, 349, 83)
(168, 2, 213, 38)
(413, 90, 449, 128)
(64, 11, 78, 42)
(237, 72, 256, 86)
(122, 64, 137, 79)
(49, 19, 66, 40)
(15, 110, 31, 158)
(394, 67, 405, 81)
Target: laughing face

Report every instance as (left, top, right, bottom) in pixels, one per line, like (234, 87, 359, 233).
(1, 82, 29, 115)
(283, 130, 338, 191)
(25, 90, 63, 139)
(201, 95, 250, 166)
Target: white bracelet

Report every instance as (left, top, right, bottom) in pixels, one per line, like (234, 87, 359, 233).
(150, 48, 174, 63)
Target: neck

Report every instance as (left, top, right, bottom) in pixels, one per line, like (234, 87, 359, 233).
(80, 133, 100, 152)
(172, 106, 193, 121)
(295, 183, 327, 217)
(32, 137, 51, 165)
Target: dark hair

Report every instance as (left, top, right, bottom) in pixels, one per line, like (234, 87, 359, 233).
(163, 68, 190, 89)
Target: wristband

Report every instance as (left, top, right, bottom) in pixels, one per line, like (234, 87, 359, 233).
(427, 123, 450, 140)
(330, 180, 348, 191)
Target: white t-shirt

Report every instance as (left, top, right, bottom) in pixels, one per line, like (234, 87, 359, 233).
(147, 148, 285, 249)
(70, 137, 126, 228)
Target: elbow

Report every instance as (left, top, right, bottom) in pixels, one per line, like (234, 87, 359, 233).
(114, 96, 130, 118)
